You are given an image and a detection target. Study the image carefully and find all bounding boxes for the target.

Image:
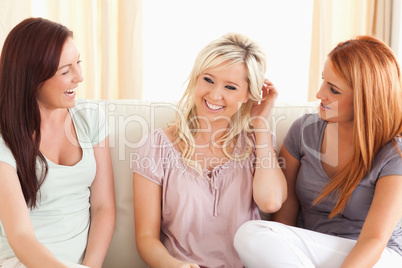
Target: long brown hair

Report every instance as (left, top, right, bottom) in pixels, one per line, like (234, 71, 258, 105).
(314, 35, 402, 218)
(0, 18, 73, 208)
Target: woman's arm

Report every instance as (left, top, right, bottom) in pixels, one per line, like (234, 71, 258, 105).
(0, 162, 68, 268)
(252, 130, 287, 213)
(341, 175, 402, 267)
(82, 137, 116, 268)
(133, 173, 200, 268)
(251, 79, 287, 213)
(272, 145, 301, 226)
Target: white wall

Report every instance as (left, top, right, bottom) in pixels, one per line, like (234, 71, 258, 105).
(391, 0, 402, 62)
(142, 0, 314, 103)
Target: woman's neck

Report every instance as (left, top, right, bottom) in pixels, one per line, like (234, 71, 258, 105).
(196, 119, 232, 145)
(328, 121, 354, 143)
(39, 106, 70, 127)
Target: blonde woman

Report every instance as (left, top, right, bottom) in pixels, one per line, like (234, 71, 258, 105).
(132, 33, 287, 268)
(235, 36, 402, 267)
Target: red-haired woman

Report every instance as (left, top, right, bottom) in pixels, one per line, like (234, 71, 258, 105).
(235, 36, 402, 267)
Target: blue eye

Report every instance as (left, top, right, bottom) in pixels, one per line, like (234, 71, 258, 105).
(204, 77, 214, 84)
(330, 87, 340, 94)
(226, 85, 236, 90)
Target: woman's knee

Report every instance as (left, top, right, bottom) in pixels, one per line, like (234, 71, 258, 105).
(234, 220, 310, 268)
(234, 220, 288, 257)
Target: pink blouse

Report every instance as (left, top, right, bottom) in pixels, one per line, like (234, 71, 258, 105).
(132, 129, 268, 268)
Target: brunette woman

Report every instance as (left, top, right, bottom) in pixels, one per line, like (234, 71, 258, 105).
(0, 18, 115, 268)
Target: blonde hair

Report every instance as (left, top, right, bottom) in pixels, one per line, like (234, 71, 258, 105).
(314, 35, 402, 218)
(173, 32, 267, 172)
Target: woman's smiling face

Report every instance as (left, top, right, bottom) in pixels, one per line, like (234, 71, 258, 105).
(37, 37, 83, 111)
(316, 59, 354, 124)
(194, 62, 249, 124)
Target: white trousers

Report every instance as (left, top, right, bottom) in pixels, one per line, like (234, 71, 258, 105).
(0, 257, 89, 268)
(234, 220, 402, 268)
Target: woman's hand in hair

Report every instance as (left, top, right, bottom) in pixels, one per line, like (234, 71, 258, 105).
(250, 78, 279, 130)
(251, 78, 287, 213)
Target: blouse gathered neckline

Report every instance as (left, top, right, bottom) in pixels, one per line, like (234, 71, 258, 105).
(156, 128, 252, 177)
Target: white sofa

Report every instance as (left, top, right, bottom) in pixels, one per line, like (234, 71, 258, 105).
(99, 99, 319, 268)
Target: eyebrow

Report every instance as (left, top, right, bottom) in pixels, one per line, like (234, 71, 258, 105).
(57, 64, 71, 71)
(328, 82, 342, 91)
(322, 72, 343, 91)
(204, 72, 241, 88)
(57, 54, 81, 71)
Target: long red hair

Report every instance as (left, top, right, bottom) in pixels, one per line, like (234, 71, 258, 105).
(313, 35, 402, 218)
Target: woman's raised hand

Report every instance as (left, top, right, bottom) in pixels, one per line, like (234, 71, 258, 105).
(250, 78, 279, 129)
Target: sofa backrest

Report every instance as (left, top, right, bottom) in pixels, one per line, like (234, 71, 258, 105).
(102, 100, 178, 268)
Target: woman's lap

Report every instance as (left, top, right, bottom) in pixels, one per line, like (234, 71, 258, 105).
(234, 220, 402, 268)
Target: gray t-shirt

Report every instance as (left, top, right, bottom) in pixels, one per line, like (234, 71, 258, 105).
(284, 113, 402, 255)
